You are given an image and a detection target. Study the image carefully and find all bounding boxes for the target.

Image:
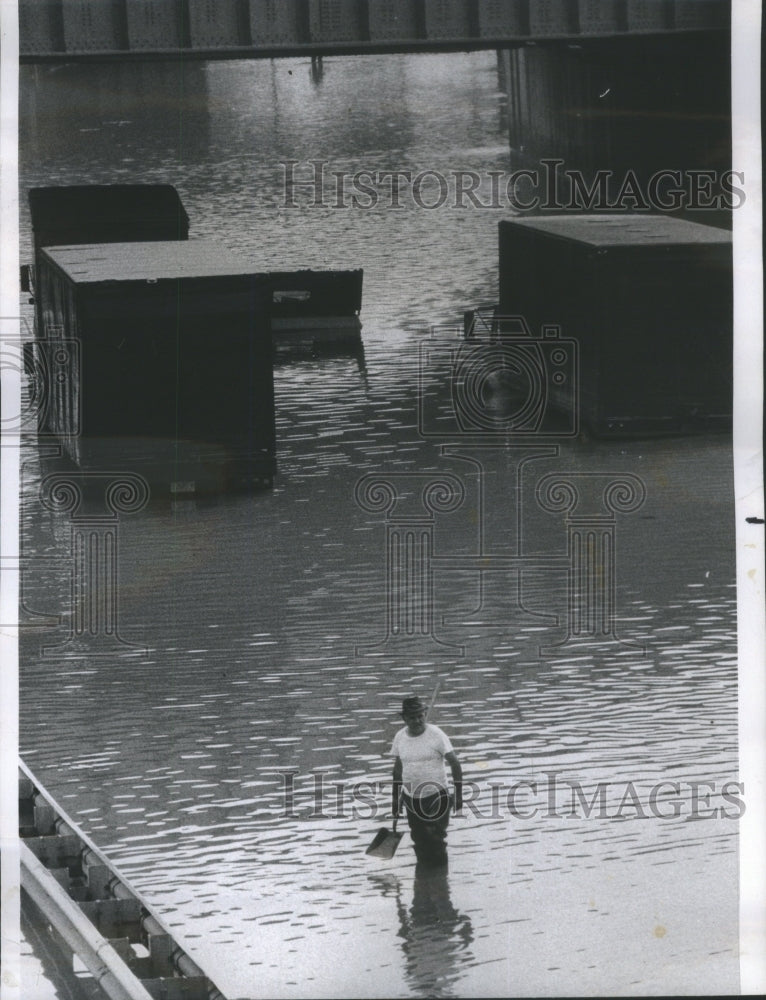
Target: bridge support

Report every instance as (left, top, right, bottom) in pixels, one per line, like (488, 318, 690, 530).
(503, 30, 731, 225)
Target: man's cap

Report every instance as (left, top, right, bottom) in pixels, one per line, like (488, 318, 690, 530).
(402, 696, 426, 715)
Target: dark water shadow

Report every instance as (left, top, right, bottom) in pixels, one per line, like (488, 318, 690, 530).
(369, 863, 474, 998)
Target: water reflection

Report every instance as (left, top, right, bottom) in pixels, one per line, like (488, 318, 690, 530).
(274, 338, 369, 389)
(310, 56, 325, 86)
(400, 866, 473, 999)
(20, 61, 211, 183)
(368, 869, 473, 999)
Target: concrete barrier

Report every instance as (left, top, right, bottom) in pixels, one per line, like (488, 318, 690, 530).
(21, 843, 155, 1000)
(19, 760, 227, 999)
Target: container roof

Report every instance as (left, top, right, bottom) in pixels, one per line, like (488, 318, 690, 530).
(500, 214, 732, 248)
(42, 241, 273, 283)
(29, 185, 189, 246)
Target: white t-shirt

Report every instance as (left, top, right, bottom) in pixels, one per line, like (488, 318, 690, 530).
(391, 723, 454, 796)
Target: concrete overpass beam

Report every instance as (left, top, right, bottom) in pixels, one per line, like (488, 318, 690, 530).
(18, 1, 732, 62)
(188, 0, 248, 49)
(61, 0, 128, 54)
(125, 0, 187, 52)
(249, 0, 309, 48)
(309, 0, 367, 43)
(368, 0, 422, 41)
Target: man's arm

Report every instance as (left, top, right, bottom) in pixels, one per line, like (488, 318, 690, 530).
(392, 756, 403, 817)
(445, 751, 463, 812)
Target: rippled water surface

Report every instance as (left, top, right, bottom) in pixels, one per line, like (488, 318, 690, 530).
(18, 54, 738, 998)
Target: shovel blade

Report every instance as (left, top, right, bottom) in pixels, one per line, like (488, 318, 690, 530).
(365, 827, 404, 859)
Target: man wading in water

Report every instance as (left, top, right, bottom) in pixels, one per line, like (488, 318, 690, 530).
(391, 696, 463, 866)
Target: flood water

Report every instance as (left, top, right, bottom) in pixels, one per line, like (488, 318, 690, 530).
(18, 53, 738, 998)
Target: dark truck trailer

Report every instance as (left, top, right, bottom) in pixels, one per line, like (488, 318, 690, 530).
(37, 240, 276, 492)
(27, 184, 190, 251)
(26, 184, 189, 309)
(25, 184, 363, 348)
(269, 268, 363, 342)
(498, 214, 733, 436)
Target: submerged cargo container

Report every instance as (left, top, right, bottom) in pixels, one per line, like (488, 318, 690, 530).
(27, 185, 363, 347)
(37, 240, 276, 491)
(268, 268, 363, 341)
(25, 184, 190, 354)
(28, 184, 190, 253)
(498, 214, 732, 436)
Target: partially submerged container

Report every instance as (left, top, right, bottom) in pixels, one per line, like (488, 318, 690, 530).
(37, 239, 276, 492)
(28, 184, 190, 253)
(268, 268, 363, 342)
(26, 184, 363, 349)
(498, 214, 733, 436)
(25, 184, 190, 356)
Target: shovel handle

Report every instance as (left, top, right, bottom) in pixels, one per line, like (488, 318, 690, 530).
(393, 789, 404, 834)
(425, 677, 441, 719)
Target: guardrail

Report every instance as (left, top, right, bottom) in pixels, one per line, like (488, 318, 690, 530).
(19, 760, 227, 1000)
(20, 0, 730, 62)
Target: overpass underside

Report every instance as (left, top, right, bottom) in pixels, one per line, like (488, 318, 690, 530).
(20, 0, 729, 62)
